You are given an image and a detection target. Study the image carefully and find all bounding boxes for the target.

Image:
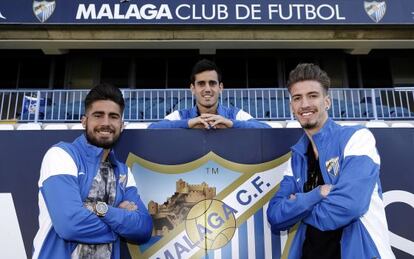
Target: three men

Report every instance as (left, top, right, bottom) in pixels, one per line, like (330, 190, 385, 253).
(32, 63, 395, 258)
(33, 83, 152, 258)
(149, 59, 270, 129)
(266, 63, 394, 258)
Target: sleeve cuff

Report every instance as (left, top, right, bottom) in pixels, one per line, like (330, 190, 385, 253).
(232, 120, 242, 128)
(296, 186, 324, 208)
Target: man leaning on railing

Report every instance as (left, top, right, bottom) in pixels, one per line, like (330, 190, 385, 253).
(148, 59, 270, 129)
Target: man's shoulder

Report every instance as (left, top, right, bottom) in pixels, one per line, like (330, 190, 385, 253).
(218, 105, 243, 119)
(170, 108, 193, 120)
(54, 135, 79, 150)
(219, 105, 238, 111)
(331, 122, 375, 151)
(51, 135, 84, 161)
(335, 122, 366, 138)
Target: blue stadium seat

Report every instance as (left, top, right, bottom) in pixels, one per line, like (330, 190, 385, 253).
(222, 96, 236, 107)
(124, 98, 150, 120)
(173, 97, 194, 111)
(329, 98, 343, 118)
(390, 106, 414, 118)
(375, 105, 392, 119)
(268, 97, 291, 119)
(44, 101, 69, 121)
(149, 98, 164, 119)
(165, 97, 178, 115)
(343, 101, 364, 119)
(66, 100, 85, 120)
(361, 103, 393, 119)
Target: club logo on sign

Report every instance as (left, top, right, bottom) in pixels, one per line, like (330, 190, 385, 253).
(185, 199, 237, 250)
(364, 0, 386, 23)
(33, 0, 56, 23)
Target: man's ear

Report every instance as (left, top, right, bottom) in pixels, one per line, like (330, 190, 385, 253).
(190, 84, 195, 95)
(81, 115, 87, 128)
(325, 95, 331, 111)
(219, 82, 224, 92)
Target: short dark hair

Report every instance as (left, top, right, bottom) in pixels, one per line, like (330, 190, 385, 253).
(84, 83, 125, 113)
(190, 59, 222, 84)
(287, 63, 330, 94)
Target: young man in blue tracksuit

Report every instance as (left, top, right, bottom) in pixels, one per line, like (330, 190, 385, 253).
(33, 83, 153, 259)
(267, 63, 395, 258)
(148, 59, 270, 129)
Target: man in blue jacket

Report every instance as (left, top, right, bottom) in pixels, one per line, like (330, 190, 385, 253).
(33, 83, 153, 259)
(149, 59, 270, 129)
(267, 63, 394, 259)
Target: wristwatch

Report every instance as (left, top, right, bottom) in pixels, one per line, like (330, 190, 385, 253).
(95, 201, 108, 217)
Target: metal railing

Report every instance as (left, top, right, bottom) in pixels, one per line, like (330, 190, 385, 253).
(1, 88, 414, 123)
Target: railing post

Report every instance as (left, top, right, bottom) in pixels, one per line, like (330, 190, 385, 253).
(288, 91, 294, 120)
(121, 89, 125, 120)
(371, 89, 378, 120)
(34, 91, 41, 123)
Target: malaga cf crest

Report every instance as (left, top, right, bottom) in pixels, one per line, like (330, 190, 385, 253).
(125, 151, 292, 258)
(364, 0, 386, 23)
(33, 0, 56, 23)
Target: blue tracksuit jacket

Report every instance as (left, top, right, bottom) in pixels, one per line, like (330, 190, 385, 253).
(33, 134, 153, 259)
(148, 104, 270, 128)
(267, 118, 395, 259)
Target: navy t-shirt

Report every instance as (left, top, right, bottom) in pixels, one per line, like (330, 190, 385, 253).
(302, 143, 342, 259)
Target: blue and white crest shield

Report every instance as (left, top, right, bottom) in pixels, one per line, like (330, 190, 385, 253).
(125, 151, 292, 258)
(364, 0, 386, 23)
(33, 0, 56, 23)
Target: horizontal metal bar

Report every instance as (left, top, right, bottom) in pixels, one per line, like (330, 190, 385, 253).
(1, 88, 413, 122)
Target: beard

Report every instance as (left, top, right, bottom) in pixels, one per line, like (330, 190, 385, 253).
(85, 125, 120, 149)
(301, 121, 318, 130)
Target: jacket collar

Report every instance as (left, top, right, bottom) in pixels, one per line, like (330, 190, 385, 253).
(291, 118, 337, 155)
(75, 134, 117, 164)
(190, 103, 225, 117)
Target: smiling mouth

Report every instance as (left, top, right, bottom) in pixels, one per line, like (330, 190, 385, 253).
(300, 111, 315, 117)
(96, 128, 114, 136)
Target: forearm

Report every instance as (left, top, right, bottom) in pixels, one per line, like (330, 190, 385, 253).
(267, 186, 323, 231)
(42, 177, 117, 243)
(101, 186, 153, 243)
(303, 159, 379, 230)
(101, 206, 153, 243)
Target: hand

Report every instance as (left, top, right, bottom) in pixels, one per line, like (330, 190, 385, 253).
(118, 201, 137, 211)
(289, 194, 296, 200)
(188, 117, 210, 129)
(201, 114, 233, 129)
(320, 184, 332, 198)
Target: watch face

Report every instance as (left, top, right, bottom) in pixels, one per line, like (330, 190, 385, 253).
(96, 202, 108, 216)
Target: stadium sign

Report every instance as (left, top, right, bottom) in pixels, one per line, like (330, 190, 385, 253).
(0, 129, 413, 258)
(0, 0, 413, 24)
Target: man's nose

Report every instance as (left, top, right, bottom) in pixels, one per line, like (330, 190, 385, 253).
(100, 115, 110, 125)
(301, 97, 311, 107)
(204, 84, 212, 92)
